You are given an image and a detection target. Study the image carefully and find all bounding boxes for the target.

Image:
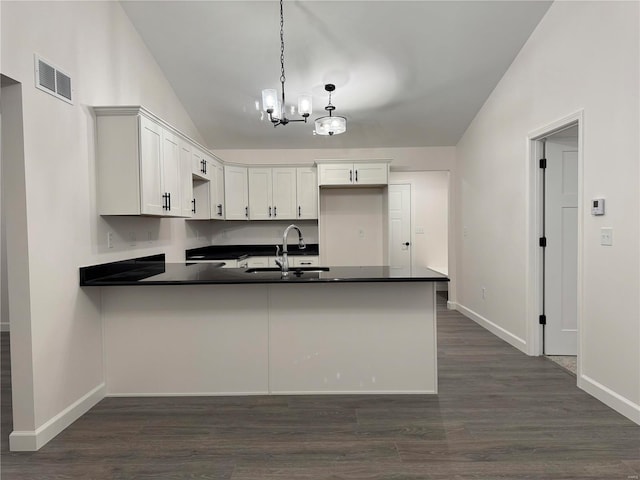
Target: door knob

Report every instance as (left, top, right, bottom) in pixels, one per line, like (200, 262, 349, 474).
(403, 242, 410, 246)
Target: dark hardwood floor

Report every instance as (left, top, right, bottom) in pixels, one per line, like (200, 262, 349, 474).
(1, 294, 638, 479)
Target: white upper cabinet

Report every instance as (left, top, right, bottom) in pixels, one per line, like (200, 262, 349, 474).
(179, 139, 195, 217)
(95, 107, 192, 217)
(317, 161, 389, 187)
(192, 147, 211, 181)
(271, 168, 297, 219)
(209, 157, 225, 220)
(248, 167, 297, 220)
(248, 168, 273, 220)
(296, 167, 318, 219)
(224, 165, 249, 220)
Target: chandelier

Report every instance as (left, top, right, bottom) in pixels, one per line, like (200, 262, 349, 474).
(261, 0, 347, 136)
(261, 0, 311, 126)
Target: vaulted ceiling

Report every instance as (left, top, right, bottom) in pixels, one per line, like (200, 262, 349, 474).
(121, 1, 552, 149)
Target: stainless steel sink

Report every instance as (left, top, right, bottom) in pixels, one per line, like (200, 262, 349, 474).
(245, 267, 329, 274)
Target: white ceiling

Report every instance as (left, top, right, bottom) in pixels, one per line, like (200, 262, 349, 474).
(120, 1, 552, 150)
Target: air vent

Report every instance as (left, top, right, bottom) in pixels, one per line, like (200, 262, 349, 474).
(34, 54, 73, 104)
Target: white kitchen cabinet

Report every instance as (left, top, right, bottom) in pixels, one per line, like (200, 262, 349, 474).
(291, 256, 319, 267)
(296, 167, 318, 219)
(180, 139, 195, 217)
(247, 168, 272, 220)
(95, 106, 197, 217)
(219, 259, 238, 268)
(246, 256, 270, 268)
(248, 167, 296, 220)
(192, 147, 211, 181)
(224, 165, 249, 220)
(209, 158, 225, 220)
(191, 180, 210, 220)
(317, 162, 388, 187)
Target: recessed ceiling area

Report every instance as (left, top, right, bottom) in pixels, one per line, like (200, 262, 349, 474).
(120, 1, 552, 150)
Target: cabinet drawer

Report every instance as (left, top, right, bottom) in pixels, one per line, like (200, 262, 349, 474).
(291, 256, 319, 267)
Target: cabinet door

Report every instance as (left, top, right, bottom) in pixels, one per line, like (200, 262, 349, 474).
(139, 116, 164, 215)
(292, 256, 319, 267)
(224, 165, 248, 220)
(296, 167, 318, 219)
(179, 140, 194, 217)
(191, 180, 210, 220)
(209, 159, 225, 220)
(272, 167, 297, 220)
(246, 256, 270, 268)
(353, 163, 388, 185)
(317, 163, 354, 186)
(161, 128, 181, 217)
(248, 168, 273, 220)
(192, 147, 210, 180)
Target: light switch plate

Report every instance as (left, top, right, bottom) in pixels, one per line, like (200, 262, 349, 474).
(600, 227, 613, 246)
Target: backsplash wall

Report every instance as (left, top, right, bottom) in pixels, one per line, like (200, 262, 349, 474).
(209, 221, 319, 246)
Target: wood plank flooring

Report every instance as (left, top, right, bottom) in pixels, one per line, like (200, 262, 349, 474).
(1, 294, 638, 479)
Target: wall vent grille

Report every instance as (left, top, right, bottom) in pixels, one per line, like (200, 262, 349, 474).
(34, 55, 73, 104)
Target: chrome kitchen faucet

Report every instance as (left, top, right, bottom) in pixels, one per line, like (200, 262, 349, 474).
(275, 224, 306, 276)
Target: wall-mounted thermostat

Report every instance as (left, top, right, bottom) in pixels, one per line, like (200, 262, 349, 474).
(591, 198, 605, 216)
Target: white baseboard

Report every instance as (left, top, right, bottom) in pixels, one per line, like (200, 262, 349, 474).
(452, 302, 528, 354)
(579, 374, 640, 426)
(1, 322, 9, 332)
(9, 383, 106, 451)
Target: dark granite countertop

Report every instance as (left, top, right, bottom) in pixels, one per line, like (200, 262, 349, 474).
(80, 254, 449, 286)
(185, 244, 319, 261)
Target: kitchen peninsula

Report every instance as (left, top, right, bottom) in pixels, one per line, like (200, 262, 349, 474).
(81, 255, 447, 396)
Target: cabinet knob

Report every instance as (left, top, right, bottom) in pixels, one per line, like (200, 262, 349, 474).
(269, 206, 272, 217)
(349, 170, 353, 182)
(217, 204, 223, 216)
(192, 198, 196, 214)
(355, 170, 358, 182)
(273, 206, 277, 217)
(245, 206, 248, 217)
(298, 206, 302, 217)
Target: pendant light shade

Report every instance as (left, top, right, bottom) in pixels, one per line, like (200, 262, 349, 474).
(314, 84, 347, 136)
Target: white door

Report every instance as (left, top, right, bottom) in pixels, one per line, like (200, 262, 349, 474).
(388, 184, 412, 272)
(545, 134, 578, 355)
(296, 167, 318, 219)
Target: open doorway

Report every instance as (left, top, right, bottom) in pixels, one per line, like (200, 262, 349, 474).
(528, 112, 583, 376)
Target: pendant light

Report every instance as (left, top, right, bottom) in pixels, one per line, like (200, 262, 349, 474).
(314, 84, 347, 136)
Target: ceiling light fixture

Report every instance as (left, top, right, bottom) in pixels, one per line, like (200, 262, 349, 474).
(314, 84, 347, 136)
(261, 0, 311, 127)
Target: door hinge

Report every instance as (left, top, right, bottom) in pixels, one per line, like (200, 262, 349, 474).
(539, 314, 547, 325)
(539, 237, 547, 247)
(539, 158, 547, 169)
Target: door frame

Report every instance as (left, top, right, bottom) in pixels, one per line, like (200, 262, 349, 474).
(525, 110, 584, 367)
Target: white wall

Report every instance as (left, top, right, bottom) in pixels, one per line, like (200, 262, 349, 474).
(0, 0, 213, 449)
(319, 188, 385, 266)
(454, 1, 639, 423)
(209, 220, 319, 247)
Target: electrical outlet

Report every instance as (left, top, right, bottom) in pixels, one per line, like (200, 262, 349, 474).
(147, 231, 153, 243)
(600, 227, 613, 246)
(482, 287, 486, 300)
(128, 232, 136, 246)
(107, 231, 113, 249)
(358, 228, 365, 239)
(463, 226, 468, 238)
